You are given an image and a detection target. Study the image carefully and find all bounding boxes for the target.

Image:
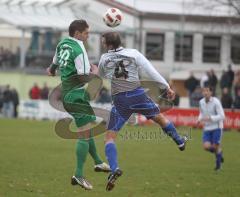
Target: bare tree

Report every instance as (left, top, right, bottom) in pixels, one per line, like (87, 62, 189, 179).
(188, 0, 240, 17)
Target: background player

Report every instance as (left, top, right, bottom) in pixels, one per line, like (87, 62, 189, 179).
(46, 20, 110, 190)
(95, 32, 188, 191)
(197, 85, 225, 171)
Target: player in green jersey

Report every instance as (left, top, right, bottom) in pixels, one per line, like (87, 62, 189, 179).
(47, 20, 110, 190)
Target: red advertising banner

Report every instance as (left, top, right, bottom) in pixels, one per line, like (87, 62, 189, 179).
(137, 108, 240, 129)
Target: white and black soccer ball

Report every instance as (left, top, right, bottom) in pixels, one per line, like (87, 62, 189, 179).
(103, 8, 123, 28)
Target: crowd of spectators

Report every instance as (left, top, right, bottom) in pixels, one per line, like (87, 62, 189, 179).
(96, 87, 111, 104)
(184, 65, 240, 110)
(0, 47, 18, 68)
(29, 83, 50, 100)
(0, 85, 19, 118)
(0, 83, 51, 118)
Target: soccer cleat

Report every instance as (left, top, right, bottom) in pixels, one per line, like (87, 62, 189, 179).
(214, 165, 222, 171)
(221, 156, 224, 163)
(106, 169, 123, 191)
(178, 136, 188, 151)
(94, 162, 111, 173)
(215, 153, 224, 171)
(71, 176, 93, 190)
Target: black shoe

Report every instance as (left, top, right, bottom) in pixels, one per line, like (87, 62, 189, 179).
(106, 169, 123, 191)
(221, 153, 224, 163)
(71, 176, 93, 190)
(214, 165, 221, 171)
(178, 136, 188, 151)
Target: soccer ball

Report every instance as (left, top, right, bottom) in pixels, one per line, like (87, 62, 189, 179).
(103, 8, 123, 27)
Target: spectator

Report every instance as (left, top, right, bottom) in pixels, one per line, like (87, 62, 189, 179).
(233, 70, 240, 98)
(29, 83, 41, 99)
(221, 88, 232, 109)
(233, 88, 240, 109)
(41, 83, 49, 100)
(96, 87, 111, 104)
(220, 70, 231, 90)
(0, 86, 3, 110)
(184, 71, 199, 94)
(208, 69, 218, 96)
(226, 64, 235, 90)
(200, 71, 210, 88)
(2, 85, 14, 118)
(11, 88, 19, 118)
(233, 71, 240, 109)
(190, 86, 203, 107)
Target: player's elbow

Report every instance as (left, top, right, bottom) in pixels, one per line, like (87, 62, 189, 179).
(220, 113, 225, 121)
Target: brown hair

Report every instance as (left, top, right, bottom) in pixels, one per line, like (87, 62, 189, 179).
(69, 20, 89, 36)
(102, 32, 121, 49)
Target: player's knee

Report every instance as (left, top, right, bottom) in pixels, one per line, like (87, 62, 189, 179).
(203, 143, 211, 151)
(104, 130, 117, 144)
(153, 113, 168, 127)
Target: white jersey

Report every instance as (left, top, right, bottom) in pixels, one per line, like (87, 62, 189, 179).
(98, 47, 169, 95)
(198, 97, 225, 131)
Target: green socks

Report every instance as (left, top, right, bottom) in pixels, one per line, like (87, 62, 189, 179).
(88, 137, 103, 165)
(75, 138, 103, 177)
(75, 139, 89, 177)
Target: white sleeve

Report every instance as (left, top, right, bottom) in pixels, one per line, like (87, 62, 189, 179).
(136, 51, 170, 89)
(97, 56, 105, 77)
(198, 101, 203, 121)
(74, 53, 90, 75)
(52, 49, 58, 65)
(210, 99, 225, 122)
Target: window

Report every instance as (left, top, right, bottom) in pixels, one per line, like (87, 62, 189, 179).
(145, 33, 164, 60)
(231, 36, 240, 64)
(203, 36, 221, 63)
(174, 34, 193, 62)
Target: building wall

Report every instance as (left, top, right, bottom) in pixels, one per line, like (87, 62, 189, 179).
(141, 18, 240, 77)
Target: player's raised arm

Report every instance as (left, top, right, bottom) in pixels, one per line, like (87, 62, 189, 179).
(136, 51, 170, 89)
(135, 50, 176, 99)
(47, 49, 59, 76)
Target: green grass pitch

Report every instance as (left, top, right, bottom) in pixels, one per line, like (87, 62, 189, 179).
(0, 119, 240, 197)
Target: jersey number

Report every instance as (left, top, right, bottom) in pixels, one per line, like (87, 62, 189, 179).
(114, 60, 129, 79)
(58, 49, 70, 67)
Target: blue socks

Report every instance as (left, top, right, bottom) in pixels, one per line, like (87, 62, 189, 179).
(162, 122, 183, 145)
(207, 147, 215, 153)
(216, 151, 222, 169)
(105, 141, 118, 172)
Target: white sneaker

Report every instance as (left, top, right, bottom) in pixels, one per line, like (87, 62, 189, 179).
(94, 162, 111, 172)
(71, 176, 93, 190)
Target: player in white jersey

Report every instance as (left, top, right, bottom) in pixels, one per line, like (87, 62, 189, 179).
(197, 85, 225, 170)
(93, 32, 188, 191)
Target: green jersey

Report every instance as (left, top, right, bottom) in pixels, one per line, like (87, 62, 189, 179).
(51, 37, 91, 94)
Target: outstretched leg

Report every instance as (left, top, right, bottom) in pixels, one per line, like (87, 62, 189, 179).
(152, 113, 187, 150)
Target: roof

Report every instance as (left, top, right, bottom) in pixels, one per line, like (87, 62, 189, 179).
(116, 0, 240, 17)
(0, 0, 135, 33)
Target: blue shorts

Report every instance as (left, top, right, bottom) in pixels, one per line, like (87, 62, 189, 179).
(202, 128, 223, 145)
(107, 87, 160, 131)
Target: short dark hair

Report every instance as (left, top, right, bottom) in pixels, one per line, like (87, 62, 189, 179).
(203, 83, 213, 92)
(102, 32, 121, 49)
(69, 20, 89, 37)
